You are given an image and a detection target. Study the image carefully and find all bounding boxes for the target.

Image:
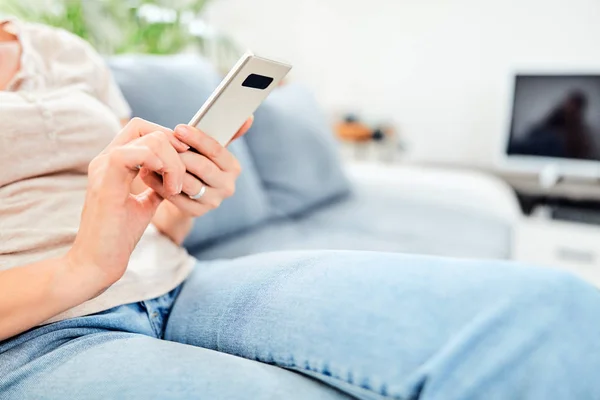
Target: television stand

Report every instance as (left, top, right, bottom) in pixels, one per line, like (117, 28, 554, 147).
(498, 169, 600, 205)
(538, 163, 563, 189)
(510, 184, 600, 288)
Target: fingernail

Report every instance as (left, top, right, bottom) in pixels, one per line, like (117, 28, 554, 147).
(174, 137, 190, 151)
(175, 125, 190, 138)
(179, 143, 190, 152)
(178, 183, 183, 194)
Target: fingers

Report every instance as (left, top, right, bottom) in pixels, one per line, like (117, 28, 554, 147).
(92, 130, 185, 196)
(144, 162, 233, 205)
(108, 117, 190, 153)
(168, 193, 218, 216)
(108, 146, 165, 173)
(173, 124, 242, 173)
(133, 131, 186, 195)
(108, 118, 248, 219)
(89, 146, 162, 191)
(180, 170, 235, 199)
(141, 171, 222, 216)
(181, 173, 206, 199)
(179, 152, 235, 188)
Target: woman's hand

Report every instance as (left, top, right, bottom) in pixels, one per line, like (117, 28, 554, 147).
(150, 119, 253, 244)
(68, 118, 189, 288)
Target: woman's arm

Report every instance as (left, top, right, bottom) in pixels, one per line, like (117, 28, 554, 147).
(0, 255, 104, 341)
(0, 118, 187, 341)
(0, 117, 248, 340)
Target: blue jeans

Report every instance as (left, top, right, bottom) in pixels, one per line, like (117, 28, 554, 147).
(1, 251, 600, 399)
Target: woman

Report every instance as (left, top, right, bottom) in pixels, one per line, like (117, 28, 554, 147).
(1, 18, 599, 400)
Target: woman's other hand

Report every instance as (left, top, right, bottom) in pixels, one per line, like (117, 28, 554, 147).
(150, 118, 253, 244)
(69, 118, 189, 288)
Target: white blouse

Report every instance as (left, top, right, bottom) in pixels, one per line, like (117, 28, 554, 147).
(0, 19, 194, 324)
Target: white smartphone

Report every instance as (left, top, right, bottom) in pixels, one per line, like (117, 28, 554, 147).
(188, 51, 292, 146)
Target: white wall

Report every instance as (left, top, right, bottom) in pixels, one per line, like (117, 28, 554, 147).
(205, 0, 600, 167)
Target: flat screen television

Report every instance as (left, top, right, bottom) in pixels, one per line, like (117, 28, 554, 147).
(504, 74, 600, 178)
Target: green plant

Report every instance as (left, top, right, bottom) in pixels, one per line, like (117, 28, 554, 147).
(0, 0, 242, 69)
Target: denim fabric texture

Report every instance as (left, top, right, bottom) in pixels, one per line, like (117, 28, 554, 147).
(2, 251, 600, 399)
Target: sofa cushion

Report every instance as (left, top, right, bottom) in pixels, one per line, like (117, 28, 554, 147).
(109, 54, 218, 129)
(191, 183, 512, 262)
(244, 83, 352, 217)
(109, 54, 271, 250)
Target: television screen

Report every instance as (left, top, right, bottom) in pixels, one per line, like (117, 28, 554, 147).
(507, 75, 600, 162)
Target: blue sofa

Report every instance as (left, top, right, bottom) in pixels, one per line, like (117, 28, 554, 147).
(109, 55, 520, 262)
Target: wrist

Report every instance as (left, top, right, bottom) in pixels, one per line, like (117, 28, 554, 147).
(152, 201, 193, 245)
(62, 249, 116, 299)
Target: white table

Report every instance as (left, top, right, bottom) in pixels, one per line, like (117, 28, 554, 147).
(513, 216, 600, 288)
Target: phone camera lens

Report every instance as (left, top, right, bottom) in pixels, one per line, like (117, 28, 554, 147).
(242, 74, 274, 90)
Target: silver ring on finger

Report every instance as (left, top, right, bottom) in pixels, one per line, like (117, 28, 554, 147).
(189, 185, 207, 200)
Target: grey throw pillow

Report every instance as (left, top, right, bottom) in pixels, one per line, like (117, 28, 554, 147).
(108, 54, 217, 129)
(109, 54, 272, 251)
(244, 83, 352, 217)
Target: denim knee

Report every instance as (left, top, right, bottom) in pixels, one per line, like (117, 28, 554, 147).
(508, 265, 598, 315)
(489, 265, 600, 358)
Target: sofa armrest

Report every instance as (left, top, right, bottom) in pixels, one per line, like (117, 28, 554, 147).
(344, 161, 522, 223)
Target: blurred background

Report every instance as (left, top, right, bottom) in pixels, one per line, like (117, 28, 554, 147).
(206, 0, 600, 167)
(4, 0, 599, 167)
(4, 0, 600, 285)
